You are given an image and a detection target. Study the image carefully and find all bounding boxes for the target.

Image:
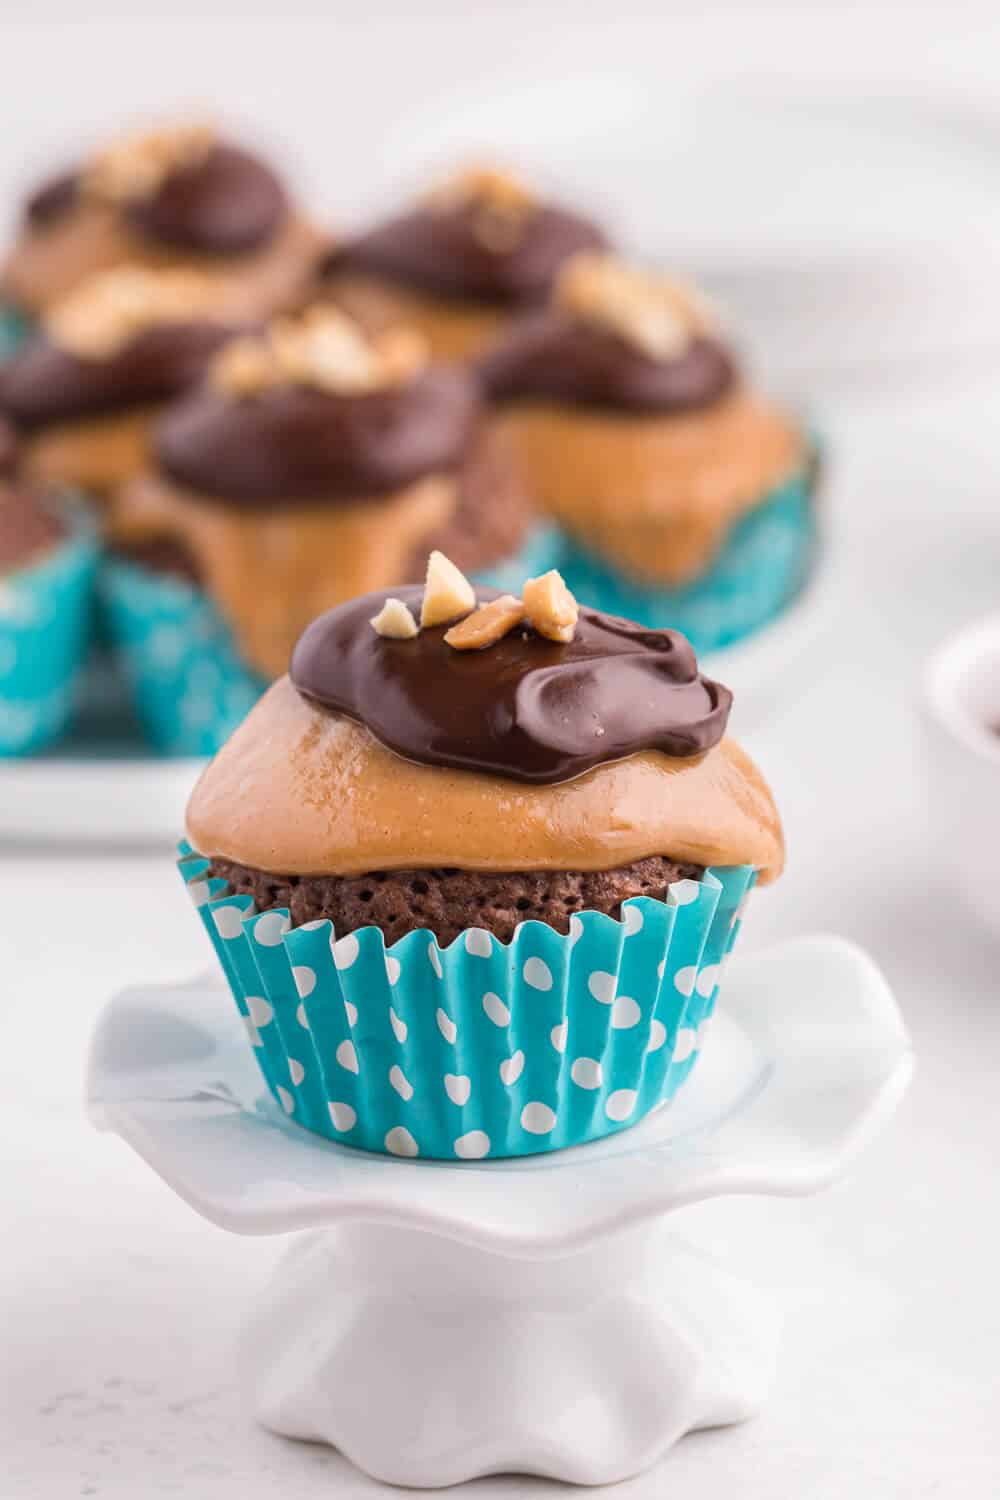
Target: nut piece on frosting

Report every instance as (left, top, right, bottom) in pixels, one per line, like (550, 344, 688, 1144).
(555, 251, 717, 362)
(84, 120, 216, 204)
(370, 597, 419, 639)
(420, 549, 477, 628)
(426, 164, 537, 252)
(44, 266, 216, 359)
(523, 569, 579, 644)
(211, 305, 429, 399)
(444, 594, 526, 650)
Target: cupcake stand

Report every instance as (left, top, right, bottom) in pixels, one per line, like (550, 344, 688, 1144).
(87, 933, 911, 1489)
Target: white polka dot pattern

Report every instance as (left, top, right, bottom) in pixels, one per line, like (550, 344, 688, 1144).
(436, 1008, 458, 1044)
(483, 992, 510, 1027)
(444, 1074, 471, 1106)
(385, 1126, 419, 1157)
(523, 958, 553, 991)
(521, 1102, 557, 1135)
(254, 911, 289, 947)
(292, 965, 316, 998)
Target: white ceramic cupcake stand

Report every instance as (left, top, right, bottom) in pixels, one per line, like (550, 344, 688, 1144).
(87, 934, 911, 1489)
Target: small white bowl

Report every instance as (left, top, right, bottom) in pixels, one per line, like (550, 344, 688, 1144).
(922, 616, 1000, 934)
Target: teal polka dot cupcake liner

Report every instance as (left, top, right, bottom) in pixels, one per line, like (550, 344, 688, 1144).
(0, 518, 99, 756)
(555, 449, 821, 654)
(178, 842, 755, 1161)
(0, 304, 30, 360)
(100, 558, 266, 757)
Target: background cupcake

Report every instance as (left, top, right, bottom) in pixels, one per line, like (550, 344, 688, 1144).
(480, 252, 818, 650)
(0, 451, 98, 755)
(180, 562, 783, 1160)
(104, 305, 545, 754)
(0, 119, 321, 326)
(320, 165, 609, 361)
(0, 267, 241, 504)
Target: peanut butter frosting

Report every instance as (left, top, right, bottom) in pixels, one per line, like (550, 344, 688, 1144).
(494, 390, 804, 586)
(186, 676, 784, 881)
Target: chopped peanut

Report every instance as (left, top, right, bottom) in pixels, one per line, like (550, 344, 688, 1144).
(444, 594, 525, 650)
(370, 597, 419, 639)
(420, 550, 477, 628)
(211, 336, 275, 396)
(523, 569, 579, 643)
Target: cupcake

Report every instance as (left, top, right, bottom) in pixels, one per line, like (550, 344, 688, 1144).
(104, 306, 545, 754)
(0, 267, 242, 503)
(0, 443, 98, 754)
(479, 252, 818, 650)
(178, 557, 784, 1160)
(320, 165, 608, 361)
(0, 120, 320, 323)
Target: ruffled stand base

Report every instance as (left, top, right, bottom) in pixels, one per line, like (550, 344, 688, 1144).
(247, 1220, 776, 1488)
(87, 938, 912, 1487)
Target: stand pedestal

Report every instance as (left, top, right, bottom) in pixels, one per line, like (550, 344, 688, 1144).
(88, 936, 911, 1488)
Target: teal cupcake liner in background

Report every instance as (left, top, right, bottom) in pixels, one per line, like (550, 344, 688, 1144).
(178, 843, 755, 1161)
(555, 452, 821, 653)
(0, 518, 98, 755)
(472, 522, 563, 595)
(0, 304, 30, 360)
(100, 558, 266, 758)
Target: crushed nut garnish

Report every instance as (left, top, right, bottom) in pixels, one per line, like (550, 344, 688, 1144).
(370, 597, 420, 639)
(427, 164, 536, 252)
(44, 267, 216, 359)
(555, 251, 716, 362)
(420, 550, 477, 628)
(523, 569, 579, 643)
(84, 121, 216, 204)
(444, 594, 526, 650)
(211, 306, 428, 399)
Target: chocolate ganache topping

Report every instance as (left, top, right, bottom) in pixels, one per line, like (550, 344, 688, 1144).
(157, 363, 480, 505)
(324, 180, 607, 306)
(0, 322, 237, 428)
(477, 311, 736, 412)
(290, 585, 732, 784)
(0, 415, 18, 474)
(23, 145, 287, 255)
(125, 145, 289, 254)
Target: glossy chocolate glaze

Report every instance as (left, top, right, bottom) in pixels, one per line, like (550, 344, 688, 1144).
(291, 586, 732, 784)
(323, 201, 608, 306)
(22, 145, 288, 254)
(156, 364, 480, 504)
(126, 145, 289, 253)
(0, 323, 237, 428)
(478, 311, 736, 412)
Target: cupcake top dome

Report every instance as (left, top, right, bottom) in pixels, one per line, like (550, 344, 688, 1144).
(154, 305, 480, 503)
(24, 120, 289, 256)
(0, 267, 237, 428)
(323, 165, 609, 305)
(478, 251, 736, 411)
(187, 558, 785, 882)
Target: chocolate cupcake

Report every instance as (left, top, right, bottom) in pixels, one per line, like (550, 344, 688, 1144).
(0, 470, 97, 754)
(179, 559, 783, 1160)
(0, 267, 242, 502)
(480, 252, 819, 650)
(103, 306, 547, 755)
(1, 120, 320, 321)
(320, 166, 608, 361)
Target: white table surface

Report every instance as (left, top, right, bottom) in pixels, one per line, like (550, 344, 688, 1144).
(3, 376, 1000, 1497)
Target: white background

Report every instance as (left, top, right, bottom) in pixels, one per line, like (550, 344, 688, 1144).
(3, 3, 1000, 1496)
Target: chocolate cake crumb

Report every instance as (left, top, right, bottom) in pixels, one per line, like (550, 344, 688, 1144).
(206, 854, 705, 945)
(0, 485, 66, 571)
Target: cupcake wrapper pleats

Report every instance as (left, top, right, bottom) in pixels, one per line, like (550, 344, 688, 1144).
(100, 558, 266, 757)
(178, 843, 755, 1161)
(0, 527, 98, 755)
